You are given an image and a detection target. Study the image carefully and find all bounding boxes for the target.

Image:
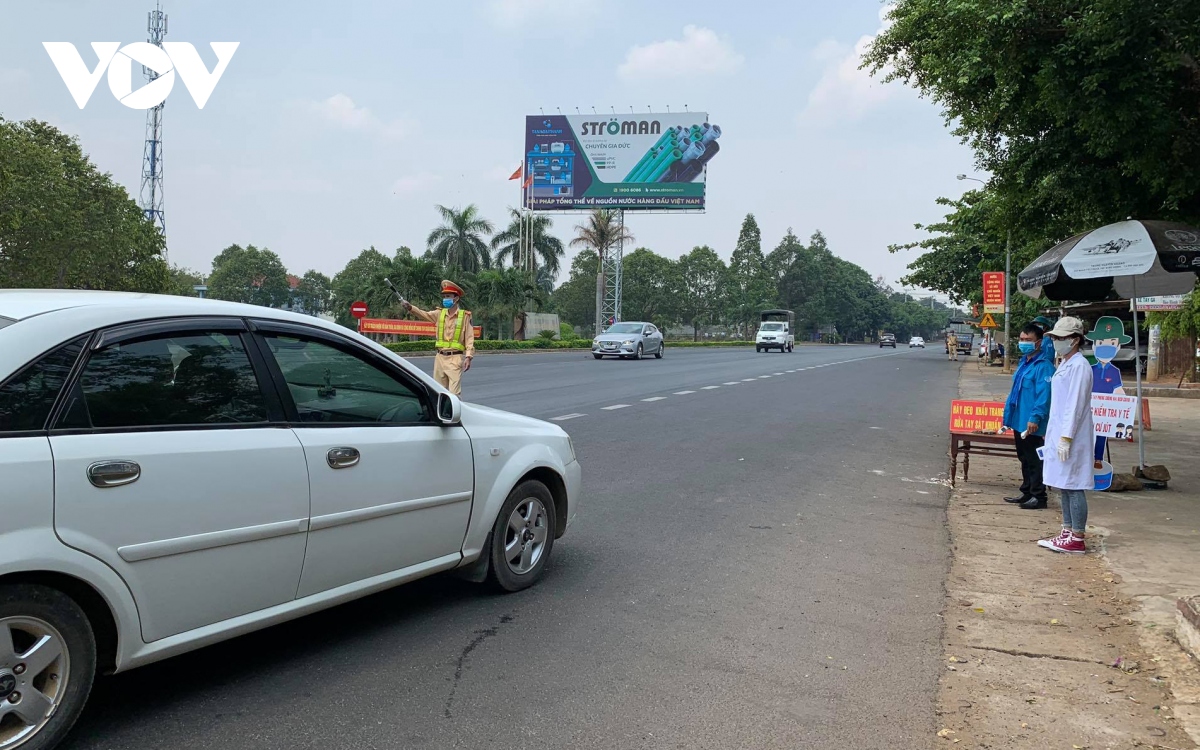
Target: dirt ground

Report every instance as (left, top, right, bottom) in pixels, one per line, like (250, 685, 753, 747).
(935, 364, 1200, 749)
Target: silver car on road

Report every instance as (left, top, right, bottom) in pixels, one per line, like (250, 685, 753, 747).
(592, 322, 664, 360)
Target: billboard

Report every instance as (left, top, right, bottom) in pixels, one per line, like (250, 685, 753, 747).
(523, 113, 719, 211)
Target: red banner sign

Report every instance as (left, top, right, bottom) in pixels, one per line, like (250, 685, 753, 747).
(982, 272, 1006, 315)
(949, 400, 1007, 434)
(358, 318, 481, 337)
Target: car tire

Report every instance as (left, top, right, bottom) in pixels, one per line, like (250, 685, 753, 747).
(593, 354, 603, 360)
(654, 342, 663, 359)
(0, 584, 97, 750)
(755, 346, 761, 353)
(487, 480, 557, 593)
(633, 344, 642, 360)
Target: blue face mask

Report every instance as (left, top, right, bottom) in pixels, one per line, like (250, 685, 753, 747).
(442, 298, 455, 309)
(1018, 341, 1036, 355)
(1093, 344, 1119, 362)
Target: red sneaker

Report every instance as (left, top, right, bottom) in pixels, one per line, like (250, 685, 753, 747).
(1037, 533, 1085, 554)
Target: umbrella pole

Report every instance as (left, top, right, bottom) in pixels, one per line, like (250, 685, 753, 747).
(1131, 279, 1146, 470)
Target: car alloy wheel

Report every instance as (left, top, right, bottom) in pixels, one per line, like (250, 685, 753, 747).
(655, 342, 663, 359)
(504, 497, 549, 576)
(634, 344, 642, 360)
(0, 616, 72, 750)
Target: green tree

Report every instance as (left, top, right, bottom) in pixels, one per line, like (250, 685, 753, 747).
(0, 118, 168, 292)
(621, 248, 680, 327)
(426, 204, 493, 273)
(726, 214, 775, 338)
(490, 208, 566, 278)
(569, 209, 635, 334)
(865, 0, 1200, 305)
(471, 267, 534, 339)
(207, 244, 291, 307)
(293, 270, 332, 315)
(676, 245, 727, 341)
(551, 250, 600, 331)
(166, 266, 203, 297)
(330, 247, 401, 328)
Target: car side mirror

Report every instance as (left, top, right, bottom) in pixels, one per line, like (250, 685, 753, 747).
(436, 392, 462, 425)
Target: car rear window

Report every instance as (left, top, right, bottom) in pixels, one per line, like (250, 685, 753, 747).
(0, 336, 87, 433)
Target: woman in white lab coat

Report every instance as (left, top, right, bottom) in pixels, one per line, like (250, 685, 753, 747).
(1038, 317, 1095, 554)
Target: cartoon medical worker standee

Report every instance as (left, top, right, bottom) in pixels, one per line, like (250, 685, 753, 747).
(1087, 316, 1131, 472)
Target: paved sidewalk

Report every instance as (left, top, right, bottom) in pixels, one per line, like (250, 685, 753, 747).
(934, 360, 1200, 749)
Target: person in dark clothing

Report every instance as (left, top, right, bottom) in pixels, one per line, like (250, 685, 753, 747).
(1001, 323, 1057, 509)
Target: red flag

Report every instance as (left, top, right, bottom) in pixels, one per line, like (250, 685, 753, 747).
(508, 164, 523, 180)
(522, 173, 533, 188)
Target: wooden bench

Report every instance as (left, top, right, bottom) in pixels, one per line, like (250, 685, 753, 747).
(949, 431, 1017, 486)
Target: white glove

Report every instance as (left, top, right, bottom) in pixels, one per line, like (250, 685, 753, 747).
(1057, 437, 1071, 462)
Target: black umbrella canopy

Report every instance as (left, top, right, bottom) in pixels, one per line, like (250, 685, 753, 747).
(1018, 220, 1200, 302)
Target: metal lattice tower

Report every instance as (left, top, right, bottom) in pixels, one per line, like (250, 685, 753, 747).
(600, 210, 625, 325)
(139, 3, 168, 253)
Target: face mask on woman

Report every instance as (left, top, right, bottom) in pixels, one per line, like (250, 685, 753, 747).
(1052, 337, 1076, 358)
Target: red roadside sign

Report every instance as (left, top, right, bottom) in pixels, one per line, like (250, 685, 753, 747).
(982, 272, 1005, 315)
(350, 301, 369, 319)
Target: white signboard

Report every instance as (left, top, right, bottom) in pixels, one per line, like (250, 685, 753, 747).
(1135, 294, 1187, 311)
(1091, 393, 1138, 440)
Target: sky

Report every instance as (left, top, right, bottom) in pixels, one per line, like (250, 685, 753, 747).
(0, 0, 979, 299)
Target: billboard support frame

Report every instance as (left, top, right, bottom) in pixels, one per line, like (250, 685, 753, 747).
(600, 209, 625, 328)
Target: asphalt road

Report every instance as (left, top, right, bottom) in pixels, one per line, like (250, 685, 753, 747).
(67, 344, 958, 750)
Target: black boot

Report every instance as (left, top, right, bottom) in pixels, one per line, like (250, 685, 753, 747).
(1019, 497, 1048, 510)
(1004, 495, 1031, 504)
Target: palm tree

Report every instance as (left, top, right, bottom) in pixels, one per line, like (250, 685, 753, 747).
(490, 208, 566, 279)
(472, 267, 533, 338)
(426, 204, 494, 273)
(569, 209, 634, 335)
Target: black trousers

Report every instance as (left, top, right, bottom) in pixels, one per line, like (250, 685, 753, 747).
(1013, 432, 1047, 501)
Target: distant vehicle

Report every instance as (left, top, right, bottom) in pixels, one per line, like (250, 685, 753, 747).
(945, 320, 976, 356)
(756, 309, 795, 353)
(0, 290, 581, 750)
(592, 321, 664, 360)
(879, 333, 897, 348)
(909, 336, 925, 348)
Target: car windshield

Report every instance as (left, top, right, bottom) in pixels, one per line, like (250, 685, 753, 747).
(759, 323, 783, 331)
(604, 323, 643, 334)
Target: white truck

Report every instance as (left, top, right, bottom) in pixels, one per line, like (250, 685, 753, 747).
(756, 309, 795, 353)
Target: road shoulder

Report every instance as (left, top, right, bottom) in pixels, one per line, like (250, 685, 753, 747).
(934, 361, 1199, 749)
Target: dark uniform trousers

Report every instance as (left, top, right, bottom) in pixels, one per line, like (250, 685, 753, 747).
(1013, 431, 1047, 501)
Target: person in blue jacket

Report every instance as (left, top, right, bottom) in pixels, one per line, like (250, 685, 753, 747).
(1002, 322, 1057, 509)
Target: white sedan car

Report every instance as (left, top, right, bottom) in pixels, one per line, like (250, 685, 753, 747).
(909, 337, 925, 348)
(0, 291, 581, 750)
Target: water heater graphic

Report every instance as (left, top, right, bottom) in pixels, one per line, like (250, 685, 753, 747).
(528, 142, 576, 198)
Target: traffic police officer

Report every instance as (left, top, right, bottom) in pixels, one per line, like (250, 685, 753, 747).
(402, 280, 475, 395)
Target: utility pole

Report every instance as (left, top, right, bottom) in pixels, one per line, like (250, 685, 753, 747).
(1004, 229, 1012, 373)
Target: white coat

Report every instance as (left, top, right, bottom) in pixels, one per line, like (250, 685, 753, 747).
(1043, 351, 1095, 490)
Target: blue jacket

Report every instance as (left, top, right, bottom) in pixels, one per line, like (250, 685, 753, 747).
(1002, 342, 1055, 436)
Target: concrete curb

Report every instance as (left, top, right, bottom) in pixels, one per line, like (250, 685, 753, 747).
(1142, 387, 1200, 399)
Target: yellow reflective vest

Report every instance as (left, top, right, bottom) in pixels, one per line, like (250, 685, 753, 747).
(436, 309, 466, 351)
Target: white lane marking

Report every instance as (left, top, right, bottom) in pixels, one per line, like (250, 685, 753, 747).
(602, 404, 631, 411)
(673, 390, 696, 395)
(786, 370, 796, 373)
(551, 413, 585, 421)
(758, 375, 771, 379)
(724, 381, 740, 385)
(869, 426, 882, 430)
(641, 396, 667, 402)
(741, 378, 756, 382)
(701, 385, 721, 390)
(774, 372, 784, 375)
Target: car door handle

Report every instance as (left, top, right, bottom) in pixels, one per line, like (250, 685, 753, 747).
(327, 447, 360, 469)
(87, 461, 141, 488)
